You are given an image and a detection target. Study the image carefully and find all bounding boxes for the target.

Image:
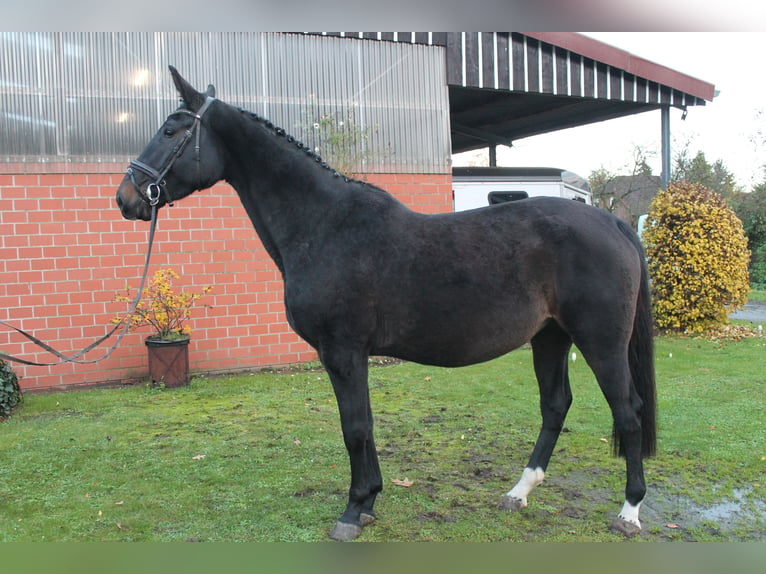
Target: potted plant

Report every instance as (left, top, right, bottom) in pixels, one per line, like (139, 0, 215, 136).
(114, 268, 211, 388)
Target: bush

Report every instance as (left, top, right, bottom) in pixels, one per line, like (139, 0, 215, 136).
(643, 182, 750, 333)
(0, 359, 22, 420)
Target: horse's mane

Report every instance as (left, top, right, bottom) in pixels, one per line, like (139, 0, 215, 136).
(234, 106, 385, 194)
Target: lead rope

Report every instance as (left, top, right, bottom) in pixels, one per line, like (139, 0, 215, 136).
(0, 204, 159, 366)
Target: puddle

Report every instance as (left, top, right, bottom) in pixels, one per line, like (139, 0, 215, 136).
(642, 486, 766, 537)
(546, 470, 764, 539)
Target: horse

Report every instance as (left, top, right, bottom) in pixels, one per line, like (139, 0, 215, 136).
(116, 67, 656, 541)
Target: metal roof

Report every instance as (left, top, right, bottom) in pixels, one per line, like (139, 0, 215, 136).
(313, 33, 716, 154)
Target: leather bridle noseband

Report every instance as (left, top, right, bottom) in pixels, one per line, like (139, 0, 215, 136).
(127, 96, 216, 207)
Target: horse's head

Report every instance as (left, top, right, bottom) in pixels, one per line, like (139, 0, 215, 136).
(116, 66, 225, 221)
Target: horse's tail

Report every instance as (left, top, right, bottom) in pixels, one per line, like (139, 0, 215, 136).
(614, 221, 657, 459)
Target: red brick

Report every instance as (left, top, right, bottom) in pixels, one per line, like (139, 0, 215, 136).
(30, 258, 57, 271)
(13, 174, 39, 186)
(86, 174, 115, 185)
(38, 174, 65, 186)
(50, 186, 77, 199)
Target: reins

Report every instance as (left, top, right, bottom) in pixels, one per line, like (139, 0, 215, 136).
(0, 204, 159, 366)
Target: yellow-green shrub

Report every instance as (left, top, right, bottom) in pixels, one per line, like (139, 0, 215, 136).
(643, 182, 750, 333)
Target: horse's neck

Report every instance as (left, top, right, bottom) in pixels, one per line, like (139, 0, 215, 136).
(215, 105, 343, 272)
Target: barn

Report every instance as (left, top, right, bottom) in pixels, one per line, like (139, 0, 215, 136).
(0, 32, 715, 391)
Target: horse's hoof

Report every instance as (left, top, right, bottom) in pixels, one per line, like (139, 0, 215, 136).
(610, 517, 641, 538)
(360, 512, 376, 526)
(329, 521, 363, 542)
(498, 495, 526, 512)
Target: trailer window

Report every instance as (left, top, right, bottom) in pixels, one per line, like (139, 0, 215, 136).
(487, 191, 529, 205)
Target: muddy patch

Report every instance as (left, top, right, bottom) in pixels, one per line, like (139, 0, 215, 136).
(545, 470, 765, 540)
(641, 486, 766, 539)
(416, 510, 457, 523)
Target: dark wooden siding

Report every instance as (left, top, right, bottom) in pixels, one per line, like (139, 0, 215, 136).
(310, 32, 709, 108)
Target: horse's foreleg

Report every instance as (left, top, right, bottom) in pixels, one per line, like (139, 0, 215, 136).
(500, 322, 572, 512)
(322, 348, 382, 541)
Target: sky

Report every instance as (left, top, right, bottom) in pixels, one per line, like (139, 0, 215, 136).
(453, 32, 766, 191)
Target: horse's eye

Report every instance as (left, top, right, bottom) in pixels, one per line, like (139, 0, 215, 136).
(164, 127, 175, 137)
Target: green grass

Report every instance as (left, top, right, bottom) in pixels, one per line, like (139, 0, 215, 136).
(748, 288, 766, 302)
(1, 334, 764, 542)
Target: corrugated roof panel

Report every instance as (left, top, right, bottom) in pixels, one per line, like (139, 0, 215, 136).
(0, 32, 451, 173)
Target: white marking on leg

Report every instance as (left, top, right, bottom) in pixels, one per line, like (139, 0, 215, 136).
(617, 500, 642, 529)
(505, 467, 545, 508)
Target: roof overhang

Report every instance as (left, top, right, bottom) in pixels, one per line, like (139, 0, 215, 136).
(525, 33, 715, 102)
(445, 32, 716, 154)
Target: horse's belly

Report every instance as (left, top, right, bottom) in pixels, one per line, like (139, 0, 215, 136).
(375, 309, 541, 368)
(380, 337, 523, 368)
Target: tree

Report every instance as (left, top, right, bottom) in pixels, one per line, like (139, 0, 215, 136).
(672, 148, 740, 200)
(588, 146, 660, 229)
(588, 166, 616, 211)
(301, 97, 384, 177)
(731, 178, 766, 286)
(635, 157, 653, 178)
(643, 182, 750, 333)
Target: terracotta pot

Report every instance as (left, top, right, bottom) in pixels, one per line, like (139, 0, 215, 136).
(145, 337, 190, 388)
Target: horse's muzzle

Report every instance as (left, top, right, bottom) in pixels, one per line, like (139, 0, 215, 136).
(115, 176, 153, 221)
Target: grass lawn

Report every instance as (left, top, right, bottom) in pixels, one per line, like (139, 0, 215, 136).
(748, 288, 766, 302)
(1, 333, 764, 542)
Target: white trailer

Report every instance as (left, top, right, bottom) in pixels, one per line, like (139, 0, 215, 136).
(452, 167, 592, 212)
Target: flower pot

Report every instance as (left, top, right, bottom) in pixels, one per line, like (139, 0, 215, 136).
(145, 336, 190, 388)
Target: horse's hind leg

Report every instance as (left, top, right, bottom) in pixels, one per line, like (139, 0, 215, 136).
(500, 321, 572, 511)
(321, 347, 382, 541)
(580, 347, 646, 537)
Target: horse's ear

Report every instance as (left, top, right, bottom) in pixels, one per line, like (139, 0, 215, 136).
(169, 65, 206, 110)
(205, 84, 216, 98)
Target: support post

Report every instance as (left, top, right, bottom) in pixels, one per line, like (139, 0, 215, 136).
(661, 106, 671, 189)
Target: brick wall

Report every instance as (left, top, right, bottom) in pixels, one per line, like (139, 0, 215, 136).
(0, 165, 453, 392)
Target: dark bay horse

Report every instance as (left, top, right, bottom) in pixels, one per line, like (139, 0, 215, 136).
(116, 67, 656, 541)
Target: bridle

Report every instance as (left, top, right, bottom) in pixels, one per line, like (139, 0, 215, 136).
(127, 96, 216, 207)
(0, 96, 216, 367)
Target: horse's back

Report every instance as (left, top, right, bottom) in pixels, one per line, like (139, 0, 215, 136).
(404, 196, 640, 290)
